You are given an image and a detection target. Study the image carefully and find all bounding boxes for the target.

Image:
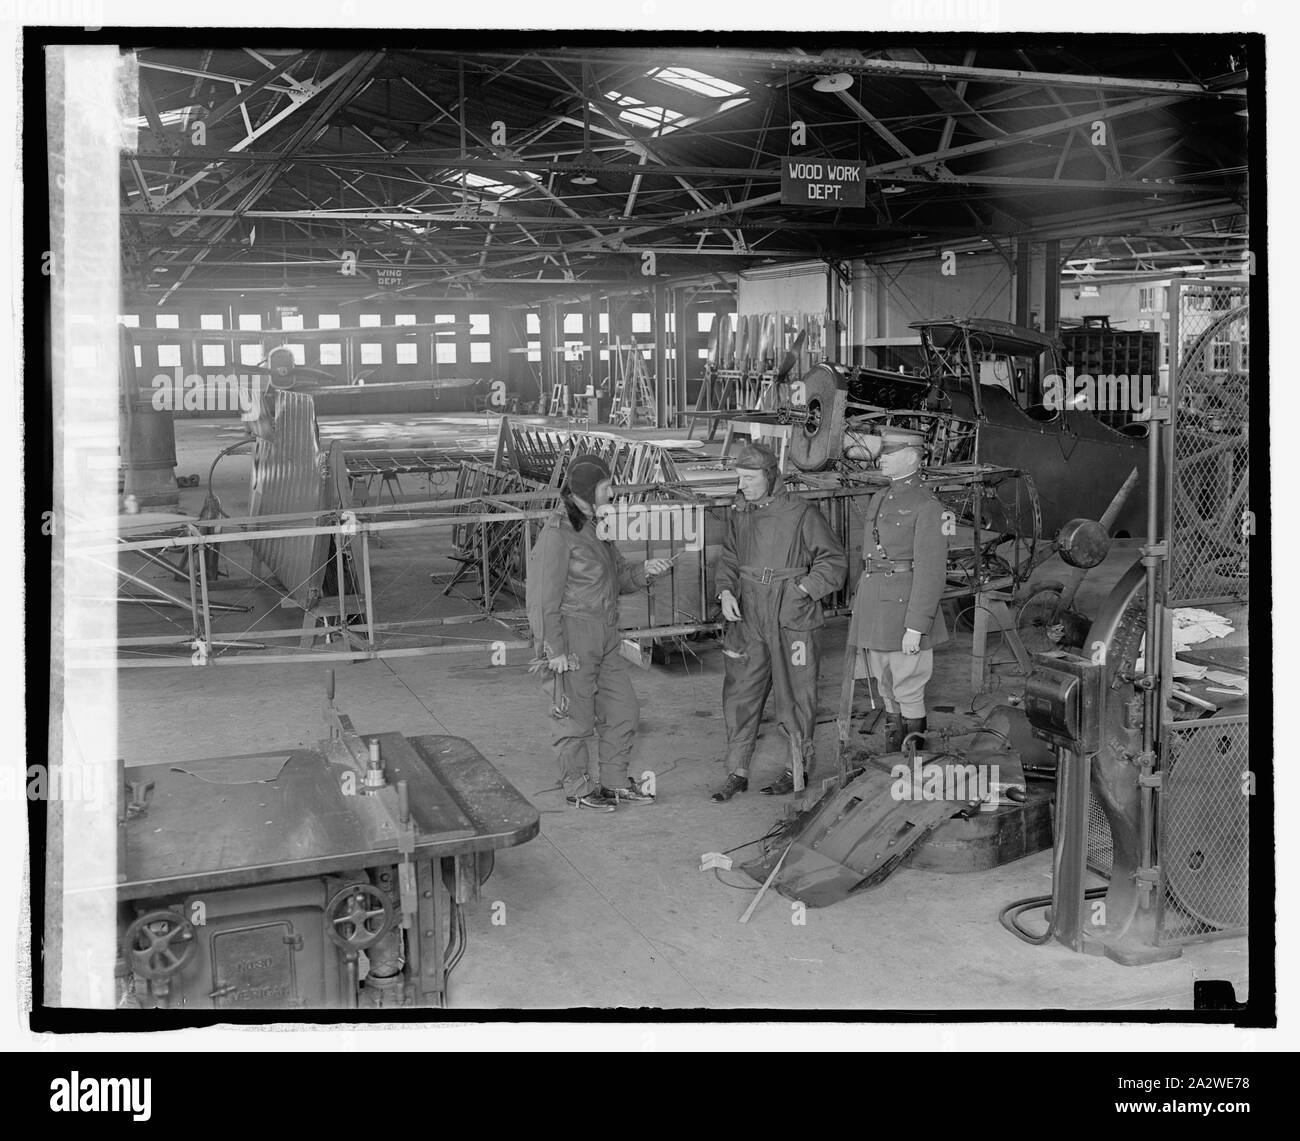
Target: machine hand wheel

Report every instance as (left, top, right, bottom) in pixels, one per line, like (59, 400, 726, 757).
(325, 883, 394, 952)
(124, 910, 197, 981)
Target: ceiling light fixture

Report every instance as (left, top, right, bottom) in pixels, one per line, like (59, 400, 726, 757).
(813, 72, 854, 93)
(882, 184, 905, 195)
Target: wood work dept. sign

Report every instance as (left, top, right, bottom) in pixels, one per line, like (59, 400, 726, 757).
(780, 157, 867, 207)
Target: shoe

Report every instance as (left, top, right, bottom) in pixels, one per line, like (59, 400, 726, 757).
(761, 770, 795, 795)
(710, 773, 748, 802)
(884, 713, 905, 753)
(566, 790, 617, 812)
(901, 716, 928, 753)
(604, 782, 655, 805)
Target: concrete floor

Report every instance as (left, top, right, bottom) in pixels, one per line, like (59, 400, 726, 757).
(115, 411, 1250, 1011)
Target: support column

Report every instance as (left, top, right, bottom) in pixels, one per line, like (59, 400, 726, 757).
(1043, 239, 1062, 338)
(1014, 239, 1032, 328)
(673, 287, 690, 425)
(539, 300, 559, 409)
(653, 281, 669, 429)
(588, 291, 603, 418)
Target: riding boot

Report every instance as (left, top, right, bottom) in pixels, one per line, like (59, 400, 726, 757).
(883, 712, 905, 754)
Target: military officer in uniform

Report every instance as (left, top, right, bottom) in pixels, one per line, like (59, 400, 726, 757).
(710, 443, 848, 802)
(847, 431, 949, 752)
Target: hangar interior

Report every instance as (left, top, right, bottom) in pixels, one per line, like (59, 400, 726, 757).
(48, 39, 1253, 1012)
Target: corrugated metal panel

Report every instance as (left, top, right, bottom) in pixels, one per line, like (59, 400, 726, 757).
(248, 390, 332, 607)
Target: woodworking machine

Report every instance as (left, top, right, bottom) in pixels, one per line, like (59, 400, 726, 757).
(117, 672, 538, 1009)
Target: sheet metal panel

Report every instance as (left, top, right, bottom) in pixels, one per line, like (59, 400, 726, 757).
(248, 390, 332, 607)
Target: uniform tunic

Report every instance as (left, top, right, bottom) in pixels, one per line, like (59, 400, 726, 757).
(846, 472, 949, 717)
(527, 506, 648, 793)
(716, 490, 848, 773)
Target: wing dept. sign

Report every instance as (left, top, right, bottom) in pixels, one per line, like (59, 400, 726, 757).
(780, 157, 867, 207)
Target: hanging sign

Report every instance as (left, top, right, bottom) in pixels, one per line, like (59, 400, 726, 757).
(376, 266, 404, 288)
(780, 157, 867, 208)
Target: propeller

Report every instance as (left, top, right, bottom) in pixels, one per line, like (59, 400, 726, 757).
(775, 328, 808, 383)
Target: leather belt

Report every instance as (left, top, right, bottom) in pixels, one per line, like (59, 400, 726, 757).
(863, 559, 913, 576)
(739, 565, 808, 586)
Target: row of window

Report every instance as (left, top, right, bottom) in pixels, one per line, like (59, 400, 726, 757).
(520, 343, 714, 363)
(123, 310, 726, 337)
(138, 341, 492, 369)
(523, 312, 720, 335)
(121, 312, 493, 333)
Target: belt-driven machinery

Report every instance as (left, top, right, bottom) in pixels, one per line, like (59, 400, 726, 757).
(117, 672, 539, 1009)
(1016, 283, 1250, 963)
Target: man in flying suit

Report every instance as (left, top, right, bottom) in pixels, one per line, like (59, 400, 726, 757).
(710, 443, 848, 801)
(846, 431, 949, 753)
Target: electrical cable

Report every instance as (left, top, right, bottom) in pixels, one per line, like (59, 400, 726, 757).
(998, 887, 1108, 945)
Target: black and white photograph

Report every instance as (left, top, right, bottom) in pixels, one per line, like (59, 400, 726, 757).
(7, 2, 1290, 1081)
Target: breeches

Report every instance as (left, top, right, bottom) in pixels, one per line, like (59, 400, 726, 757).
(860, 648, 933, 718)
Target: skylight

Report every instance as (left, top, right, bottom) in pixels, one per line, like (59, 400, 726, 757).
(648, 67, 744, 98)
(127, 106, 199, 128)
(602, 91, 684, 134)
(444, 170, 541, 198)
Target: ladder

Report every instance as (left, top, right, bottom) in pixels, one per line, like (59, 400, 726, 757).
(610, 341, 656, 427)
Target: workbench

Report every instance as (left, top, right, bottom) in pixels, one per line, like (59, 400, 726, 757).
(118, 730, 538, 1010)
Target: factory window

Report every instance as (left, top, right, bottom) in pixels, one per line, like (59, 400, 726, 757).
(470, 341, 491, 363)
(1211, 340, 1233, 371)
(240, 343, 263, 366)
(1139, 287, 1155, 312)
(642, 348, 653, 360)
(698, 348, 710, 359)
(395, 342, 418, 365)
(470, 313, 491, 335)
(133, 346, 142, 367)
(435, 313, 455, 325)
(632, 312, 651, 334)
(600, 349, 609, 361)
(280, 314, 304, 332)
(527, 341, 541, 362)
(200, 313, 223, 330)
(155, 313, 180, 328)
(119, 314, 140, 327)
(435, 342, 457, 365)
(319, 343, 342, 366)
(360, 343, 383, 365)
(1240, 338, 1249, 371)
(238, 314, 262, 330)
(394, 313, 417, 325)
(200, 344, 226, 367)
(526, 313, 540, 335)
(290, 344, 307, 365)
(317, 314, 340, 329)
(564, 313, 583, 334)
(599, 313, 609, 334)
(697, 312, 715, 333)
(157, 344, 181, 367)
(360, 314, 382, 327)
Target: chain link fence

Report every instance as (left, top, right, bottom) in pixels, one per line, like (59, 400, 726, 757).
(1165, 282, 1250, 607)
(1156, 716, 1250, 943)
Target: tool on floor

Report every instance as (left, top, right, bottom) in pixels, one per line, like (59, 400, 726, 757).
(739, 843, 792, 924)
(699, 851, 733, 872)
